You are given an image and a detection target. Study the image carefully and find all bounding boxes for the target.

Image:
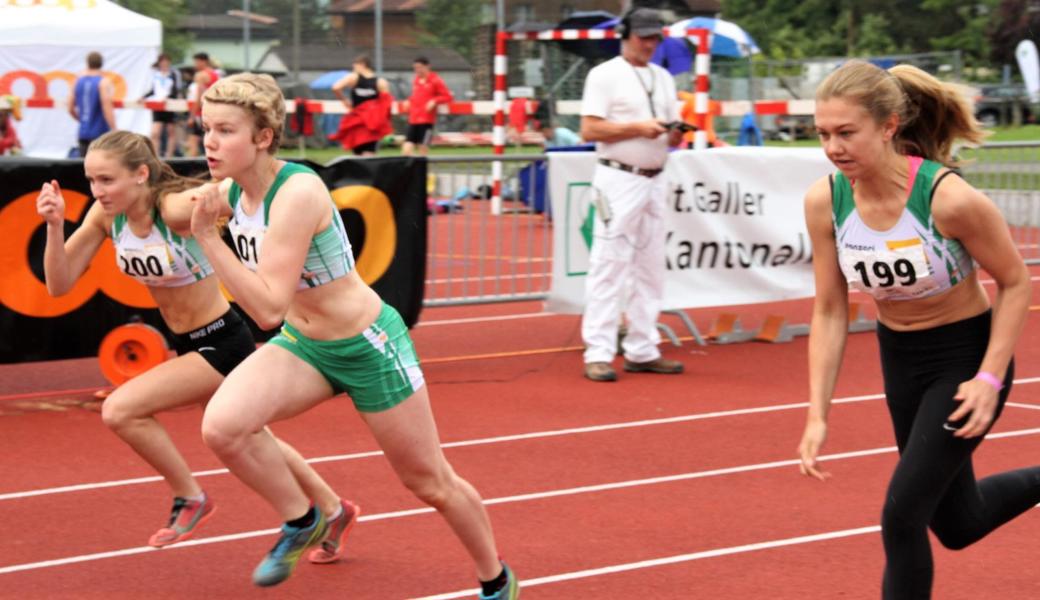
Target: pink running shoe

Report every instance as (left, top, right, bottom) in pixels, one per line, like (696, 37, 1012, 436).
(148, 492, 217, 547)
(307, 499, 361, 564)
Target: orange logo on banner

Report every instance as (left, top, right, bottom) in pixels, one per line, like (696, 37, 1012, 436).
(1, 184, 399, 317)
(0, 69, 127, 102)
(329, 185, 397, 284)
(0, 1, 98, 8)
(0, 191, 154, 318)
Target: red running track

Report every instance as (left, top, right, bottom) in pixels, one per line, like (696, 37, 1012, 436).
(1, 281, 1040, 599)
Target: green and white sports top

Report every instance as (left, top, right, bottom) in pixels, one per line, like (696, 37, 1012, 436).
(111, 211, 212, 287)
(831, 156, 975, 301)
(227, 162, 355, 290)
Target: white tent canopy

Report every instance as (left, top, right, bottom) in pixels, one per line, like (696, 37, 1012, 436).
(0, 0, 161, 157)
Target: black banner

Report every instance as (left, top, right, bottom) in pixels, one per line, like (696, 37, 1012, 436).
(0, 156, 427, 363)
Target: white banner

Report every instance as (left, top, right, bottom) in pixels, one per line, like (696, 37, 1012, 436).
(1016, 40, 1040, 104)
(0, 1, 160, 158)
(547, 147, 834, 313)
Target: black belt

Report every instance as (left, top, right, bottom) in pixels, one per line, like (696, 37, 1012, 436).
(598, 158, 663, 178)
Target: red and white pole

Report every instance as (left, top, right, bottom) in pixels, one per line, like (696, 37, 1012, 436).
(691, 28, 711, 150)
(491, 30, 508, 214)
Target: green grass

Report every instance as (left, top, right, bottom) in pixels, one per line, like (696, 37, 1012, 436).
(763, 125, 1040, 149)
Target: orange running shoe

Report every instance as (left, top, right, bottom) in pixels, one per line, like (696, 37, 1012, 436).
(148, 492, 217, 547)
(307, 499, 361, 564)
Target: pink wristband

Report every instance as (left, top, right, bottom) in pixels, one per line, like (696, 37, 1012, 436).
(974, 371, 1003, 391)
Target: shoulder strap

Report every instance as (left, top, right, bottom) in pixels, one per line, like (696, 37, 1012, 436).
(260, 162, 318, 222)
(830, 171, 856, 227)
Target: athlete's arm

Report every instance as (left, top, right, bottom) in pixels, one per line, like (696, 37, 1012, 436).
(798, 176, 850, 480)
(36, 181, 108, 296)
(162, 179, 231, 235)
(933, 173, 1030, 438)
(191, 175, 325, 329)
(99, 77, 117, 131)
(332, 74, 358, 109)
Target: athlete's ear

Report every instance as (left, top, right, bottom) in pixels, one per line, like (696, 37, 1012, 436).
(881, 112, 899, 143)
(254, 127, 274, 152)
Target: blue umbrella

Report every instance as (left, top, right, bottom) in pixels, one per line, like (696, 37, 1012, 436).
(310, 70, 350, 90)
(667, 17, 760, 59)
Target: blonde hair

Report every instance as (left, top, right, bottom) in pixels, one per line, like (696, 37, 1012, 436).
(87, 131, 205, 207)
(203, 73, 285, 154)
(816, 60, 984, 166)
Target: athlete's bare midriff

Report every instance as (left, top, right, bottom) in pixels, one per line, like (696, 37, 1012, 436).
(150, 276, 231, 334)
(873, 270, 990, 331)
(283, 270, 383, 340)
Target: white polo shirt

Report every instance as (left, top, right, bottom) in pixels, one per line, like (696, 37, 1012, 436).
(580, 56, 678, 170)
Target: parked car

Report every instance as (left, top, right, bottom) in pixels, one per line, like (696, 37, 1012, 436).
(973, 84, 1035, 127)
(770, 114, 815, 141)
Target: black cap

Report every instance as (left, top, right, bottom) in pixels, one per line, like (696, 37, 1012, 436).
(627, 8, 664, 38)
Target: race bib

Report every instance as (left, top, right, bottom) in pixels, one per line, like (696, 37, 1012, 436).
(840, 239, 938, 299)
(230, 224, 265, 271)
(117, 243, 173, 283)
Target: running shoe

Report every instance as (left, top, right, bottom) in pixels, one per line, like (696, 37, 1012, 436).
(148, 492, 217, 547)
(307, 499, 361, 564)
(252, 508, 328, 587)
(479, 563, 520, 600)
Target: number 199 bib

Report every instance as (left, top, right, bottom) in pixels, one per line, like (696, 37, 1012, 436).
(839, 238, 939, 300)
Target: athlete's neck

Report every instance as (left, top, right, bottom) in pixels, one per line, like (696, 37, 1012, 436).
(236, 155, 284, 205)
(853, 150, 911, 204)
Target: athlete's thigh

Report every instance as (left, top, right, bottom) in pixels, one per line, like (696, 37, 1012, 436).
(106, 352, 223, 417)
(206, 343, 335, 430)
(359, 386, 448, 477)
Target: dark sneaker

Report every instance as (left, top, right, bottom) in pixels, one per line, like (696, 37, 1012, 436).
(584, 362, 617, 382)
(252, 508, 328, 587)
(623, 357, 684, 374)
(479, 562, 520, 599)
(307, 499, 361, 564)
(148, 492, 217, 547)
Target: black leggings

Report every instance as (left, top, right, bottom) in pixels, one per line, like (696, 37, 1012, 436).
(878, 311, 1040, 599)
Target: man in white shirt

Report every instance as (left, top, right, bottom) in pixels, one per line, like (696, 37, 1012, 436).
(579, 7, 685, 382)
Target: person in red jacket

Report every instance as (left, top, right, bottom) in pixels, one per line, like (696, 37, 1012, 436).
(401, 56, 453, 156)
(328, 55, 393, 155)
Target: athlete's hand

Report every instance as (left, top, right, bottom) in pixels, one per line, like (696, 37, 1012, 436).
(798, 419, 831, 481)
(189, 183, 223, 240)
(948, 377, 999, 438)
(36, 180, 66, 226)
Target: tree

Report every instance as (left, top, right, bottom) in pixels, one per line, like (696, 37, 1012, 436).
(990, 0, 1040, 68)
(415, 0, 484, 62)
(113, 0, 193, 62)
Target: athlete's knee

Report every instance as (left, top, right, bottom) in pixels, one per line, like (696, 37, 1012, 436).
(200, 412, 249, 456)
(100, 393, 141, 431)
(931, 525, 973, 550)
(880, 497, 923, 543)
(400, 466, 456, 509)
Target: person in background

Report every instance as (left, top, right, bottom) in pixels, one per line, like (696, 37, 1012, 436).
(0, 95, 22, 156)
(328, 54, 393, 156)
(142, 53, 183, 158)
(539, 119, 582, 148)
(578, 7, 685, 382)
(69, 51, 116, 158)
(401, 56, 453, 156)
(186, 52, 221, 158)
(798, 60, 1040, 599)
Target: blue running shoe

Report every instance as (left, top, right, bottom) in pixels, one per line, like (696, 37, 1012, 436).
(478, 563, 519, 600)
(252, 509, 328, 587)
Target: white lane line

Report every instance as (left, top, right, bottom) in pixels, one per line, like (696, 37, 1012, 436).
(6, 378, 1040, 502)
(3, 426, 1039, 576)
(411, 525, 884, 600)
(0, 393, 886, 502)
(1007, 402, 1040, 411)
(417, 312, 557, 327)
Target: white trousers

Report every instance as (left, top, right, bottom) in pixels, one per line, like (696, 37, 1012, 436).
(581, 164, 667, 364)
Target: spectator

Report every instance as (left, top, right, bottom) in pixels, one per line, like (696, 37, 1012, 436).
(539, 120, 582, 148)
(0, 95, 22, 156)
(69, 51, 116, 158)
(578, 7, 685, 382)
(142, 53, 183, 158)
(186, 52, 221, 157)
(328, 54, 393, 156)
(401, 56, 452, 156)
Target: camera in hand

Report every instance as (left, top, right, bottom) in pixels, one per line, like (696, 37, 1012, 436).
(664, 121, 698, 133)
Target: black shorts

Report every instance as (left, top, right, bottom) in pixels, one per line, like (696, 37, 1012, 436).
(352, 141, 378, 155)
(171, 307, 256, 376)
(405, 123, 434, 145)
(153, 111, 176, 124)
(189, 116, 204, 137)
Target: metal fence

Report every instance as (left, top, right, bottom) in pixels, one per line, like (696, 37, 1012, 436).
(421, 143, 1040, 307)
(959, 142, 1040, 265)
(424, 154, 552, 306)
